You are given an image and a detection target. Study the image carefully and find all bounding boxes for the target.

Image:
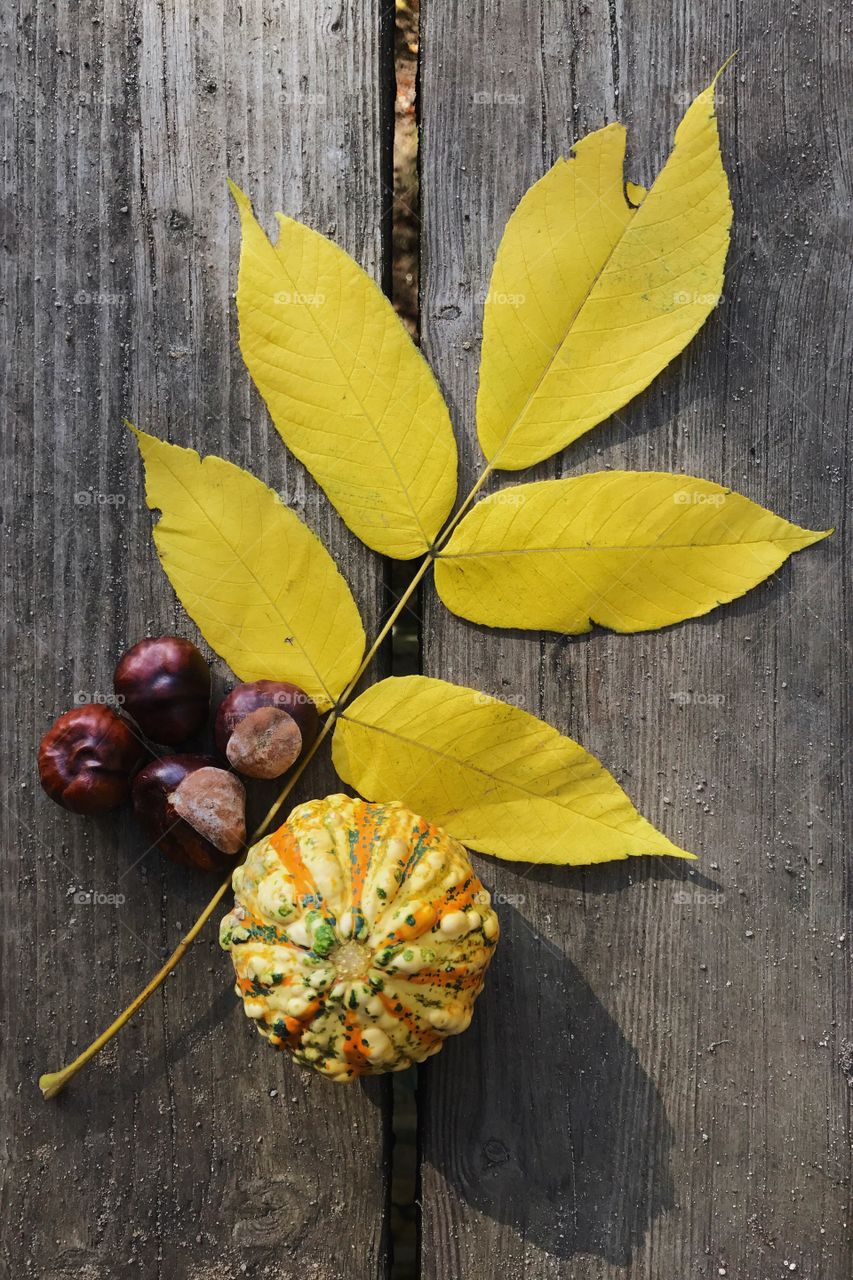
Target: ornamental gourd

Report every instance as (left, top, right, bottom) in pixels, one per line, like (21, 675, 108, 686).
(220, 794, 499, 1080)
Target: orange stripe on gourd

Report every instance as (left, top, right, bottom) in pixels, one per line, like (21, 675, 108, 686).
(373, 873, 483, 952)
(282, 997, 327, 1049)
(373, 901, 440, 953)
(429, 875, 483, 922)
(236, 968, 299, 992)
(379, 991, 441, 1050)
(398, 819, 436, 882)
(342, 1009, 371, 1073)
(233, 907, 285, 937)
(270, 825, 322, 907)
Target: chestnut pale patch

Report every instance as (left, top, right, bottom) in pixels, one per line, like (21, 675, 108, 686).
(170, 766, 246, 855)
(225, 705, 302, 779)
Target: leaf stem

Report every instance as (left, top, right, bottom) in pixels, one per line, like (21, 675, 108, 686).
(38, 875, 232, 1099)
(437, 463, 494, 545)
(39, 463, 493, 1099)
(253, 710, 338, 838)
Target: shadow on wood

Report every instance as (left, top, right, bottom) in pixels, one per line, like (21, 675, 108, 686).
(421, 900, 674, 1265)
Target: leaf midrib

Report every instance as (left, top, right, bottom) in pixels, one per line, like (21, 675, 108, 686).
(340, 712, 676, 850)
(438, 535, 814, 560)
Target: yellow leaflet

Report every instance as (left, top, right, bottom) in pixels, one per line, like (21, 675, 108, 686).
(435, 473, 830, 634)
(333, 676, 691, 864)
(132, 428, 365, 712)
(477, 78, 732, 469)
(230, 182, 457, 559)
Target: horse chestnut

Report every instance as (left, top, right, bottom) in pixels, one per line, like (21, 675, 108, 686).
(131, 755, 246, 871)
(214, 680, 318, 779)
(114, 636, 210, 745)
(38, 704, 147, 814)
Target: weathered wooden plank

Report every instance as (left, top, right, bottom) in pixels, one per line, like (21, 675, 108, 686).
(0, 3, 392, 1277)
(418, 2, 851, 1277)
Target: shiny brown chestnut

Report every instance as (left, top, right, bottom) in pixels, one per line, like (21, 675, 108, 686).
(38, 704, 147, 814)
(214, 680, 318, 779)
(131, 755, 246, 871)
(114, 636, 210, 745)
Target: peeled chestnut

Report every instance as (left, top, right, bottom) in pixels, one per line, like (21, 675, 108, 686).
(214, 680, 318, 779)
(114, 636, 210, 745)
(131, 755, 246, 871)
(38, 704, 147, 814)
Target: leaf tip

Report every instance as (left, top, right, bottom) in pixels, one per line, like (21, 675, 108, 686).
(127, 423, 158, 459)
(689, 53, 738, 119)
(570, 120, 627, 164)
(713, 50, 739, 86)
(803, 524, 834, 548)
(670, 846, 698, 862)
(227, 177, 252, 215)
(644, 832, 695, 862)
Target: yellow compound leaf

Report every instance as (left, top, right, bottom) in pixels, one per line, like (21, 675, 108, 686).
(333, 676, 690, 864)
(435, 472, 830, 634)
(132, 428, 365, 712)
(230, 182, 457, 559)
(477, 77, 732, 470)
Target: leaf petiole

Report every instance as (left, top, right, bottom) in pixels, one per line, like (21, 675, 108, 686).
(39, 876, 233, 1099)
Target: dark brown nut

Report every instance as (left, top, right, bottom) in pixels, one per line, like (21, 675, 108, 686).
(38, 704, 147, 814)
(131, 755, 246, 871)
(214, 680, 318, 779)
(114, 636, 210, 745)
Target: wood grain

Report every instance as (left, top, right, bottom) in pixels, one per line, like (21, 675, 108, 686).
(0, 2, 393, 1276)
(418, 2, 851, 1277)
